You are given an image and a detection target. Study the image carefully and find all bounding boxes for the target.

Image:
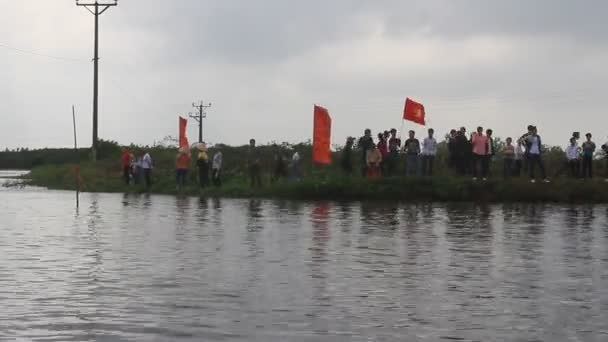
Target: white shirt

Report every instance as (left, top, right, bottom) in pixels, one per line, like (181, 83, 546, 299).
(141, 153, 153, 169)
(565, 145, 579, 161)
(514, 145, 525, 160)
(292, 152, 300, 162)
(422, 137, 437, 156)
(529, 136, 540, 155)
(212, 152, 223, 170)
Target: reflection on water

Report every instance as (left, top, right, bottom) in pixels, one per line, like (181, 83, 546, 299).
(1, 189, 608, 341)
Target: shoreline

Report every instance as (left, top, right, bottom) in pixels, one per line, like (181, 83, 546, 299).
(22, 167, 608, 203)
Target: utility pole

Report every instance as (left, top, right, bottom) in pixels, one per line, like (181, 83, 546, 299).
(190, 101, 212, 143)
(76, 0, 118, 161)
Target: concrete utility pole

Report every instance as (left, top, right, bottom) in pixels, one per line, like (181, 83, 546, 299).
(190, 101, 212, 143)
(76, 0, 118, 161)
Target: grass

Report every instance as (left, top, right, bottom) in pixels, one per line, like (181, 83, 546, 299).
(25, 162, 608, 203)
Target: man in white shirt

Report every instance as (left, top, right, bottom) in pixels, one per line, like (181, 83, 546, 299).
(212, 151, 223, 187)
(141, 151, 153, 189)
(565, 137, 580, 178)
(421, 128, 437, 176)
(525, 126, 549, 183)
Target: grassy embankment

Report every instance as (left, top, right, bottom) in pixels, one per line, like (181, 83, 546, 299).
(8, 138, 608, 202)
(27, 161, 608, 202)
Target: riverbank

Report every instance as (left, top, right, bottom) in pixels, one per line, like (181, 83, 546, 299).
(24, 164, 608, 202)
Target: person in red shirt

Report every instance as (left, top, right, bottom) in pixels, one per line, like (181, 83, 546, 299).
(176, 147, 191, 190)
(121, 149, 132, 185)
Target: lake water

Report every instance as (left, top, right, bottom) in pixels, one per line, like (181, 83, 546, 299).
(1, 173, 608, 341)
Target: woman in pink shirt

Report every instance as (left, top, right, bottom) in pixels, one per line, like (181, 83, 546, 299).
(470, 126, 489, 180)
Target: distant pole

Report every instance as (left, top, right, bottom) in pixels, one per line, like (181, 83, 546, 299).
(190, 101, 212, 143)
(76, 0, 118, 161)
(72, 105, 80, 209)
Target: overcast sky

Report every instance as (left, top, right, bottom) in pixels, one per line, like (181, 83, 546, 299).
(2, 0, 607, 149)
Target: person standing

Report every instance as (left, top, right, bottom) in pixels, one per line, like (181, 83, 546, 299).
(518, 125, 535, 172)
(447, 129, 457, 172)
(290, 150, 302, 181)
(141, 150, 153, 189)
(341, 137, 355, 175)
(421, 128, 437, 176)
(471, 126, 488, 180)
(454, 129, 469, 176)
(175, 147, 191, 190)
(565, 137, 581, 178)
(403, 130, 421, 176)
(212, 151, 223, 187)
(121, 149, 132, 185)
(357, 129, 374, 177)
(461, 127, 473, 175)
(387, 129, 401, 176)
(581, 133, 596, 179)
(197, 143, 210, 188)
(485, 129, 496, 178)
(525, 126, 549, 183)
(248, 139, 262, 188)
(272, 148, 288, 183)
(366, 143, 383, 178)
(377, 133, 389, 176)
(503, 137, 515, 179)
(513, 141, 524, 177)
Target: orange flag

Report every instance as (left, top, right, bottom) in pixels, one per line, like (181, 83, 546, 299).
(179, 116, 189, 148)
(403, 97, 426, 126)
(312, 105, 332, 165)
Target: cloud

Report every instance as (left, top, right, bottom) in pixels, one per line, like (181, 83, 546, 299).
(1, 0, 608, 149)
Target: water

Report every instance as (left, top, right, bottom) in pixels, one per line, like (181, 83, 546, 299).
(1, 174, 608, 341)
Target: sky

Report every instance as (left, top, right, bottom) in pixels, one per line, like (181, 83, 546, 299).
(1, 0, 608, 149)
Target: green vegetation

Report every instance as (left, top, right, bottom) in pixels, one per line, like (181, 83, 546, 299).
(26, 162, 608, 203)
(8, 139, 608, 202)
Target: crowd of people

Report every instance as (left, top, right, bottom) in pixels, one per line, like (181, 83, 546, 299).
(120, 144, 224, 190)
(119, 138, 303, 190)
(118, 124, 608, 191)
(342, 125, 608, 183)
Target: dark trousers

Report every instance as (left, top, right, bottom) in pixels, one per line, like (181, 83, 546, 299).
(528, 154, 546, 179)
(455, 155, 467, 175)
(582, 156, 593, 178)
(503, 158, 514, 178)
(405, 154, 419, 176)
(482, 155, 491, 177)
(123, 166, 130, 185)
(472, 154, 487, 178)
(199, 162, 210, 188)
(386, 153, 399, 177)
(569, 160, 580, 178)
(250, 165, 262, 188)
(143, 169, 152, 188)
(360, 154, 368, 177)
(212, 168, 222, 187)
(421, 155, 435, 176)
(176, 169, 187, 188)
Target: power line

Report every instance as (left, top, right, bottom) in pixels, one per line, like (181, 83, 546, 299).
(0, 42, 87, 63)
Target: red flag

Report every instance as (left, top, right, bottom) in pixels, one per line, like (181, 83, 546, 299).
(312, 105, 332, 165)
(403, 97, 426, 126)
(179, 116, 189, 148)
